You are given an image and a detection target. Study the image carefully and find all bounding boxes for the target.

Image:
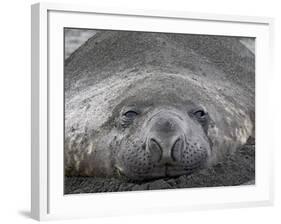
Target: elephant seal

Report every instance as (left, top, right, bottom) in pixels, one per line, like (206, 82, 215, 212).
(64, 31, 255, 181)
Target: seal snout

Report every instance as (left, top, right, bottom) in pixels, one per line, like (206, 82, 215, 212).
(146, 114, 186, 165)
(144, 111, 209, 172)
(148, 136, 185, 164)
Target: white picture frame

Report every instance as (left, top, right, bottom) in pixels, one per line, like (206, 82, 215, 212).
(31, 2, 274, 221)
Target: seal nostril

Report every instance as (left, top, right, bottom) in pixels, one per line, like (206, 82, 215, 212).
(149, 138, 161, 149)
(148, 138, 162, 162)
(171, 138, 184, 161)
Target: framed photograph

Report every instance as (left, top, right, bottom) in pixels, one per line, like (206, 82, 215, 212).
(31, 2, 274, 221)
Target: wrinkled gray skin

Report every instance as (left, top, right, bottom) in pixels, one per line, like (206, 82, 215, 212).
(64, 31, 255, 181)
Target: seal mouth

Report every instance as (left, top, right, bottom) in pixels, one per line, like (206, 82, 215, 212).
(115, 162, 204, 182)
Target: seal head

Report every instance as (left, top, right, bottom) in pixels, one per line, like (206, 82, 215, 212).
(115, 103, 211, 180)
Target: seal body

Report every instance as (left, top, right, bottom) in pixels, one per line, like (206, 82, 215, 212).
(64, 31, 255, 181)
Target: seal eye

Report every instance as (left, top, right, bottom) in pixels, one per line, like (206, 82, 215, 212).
(194, 109, 206, 119)
(124, 110, 138, 119)
(121, 110, 139, 128)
